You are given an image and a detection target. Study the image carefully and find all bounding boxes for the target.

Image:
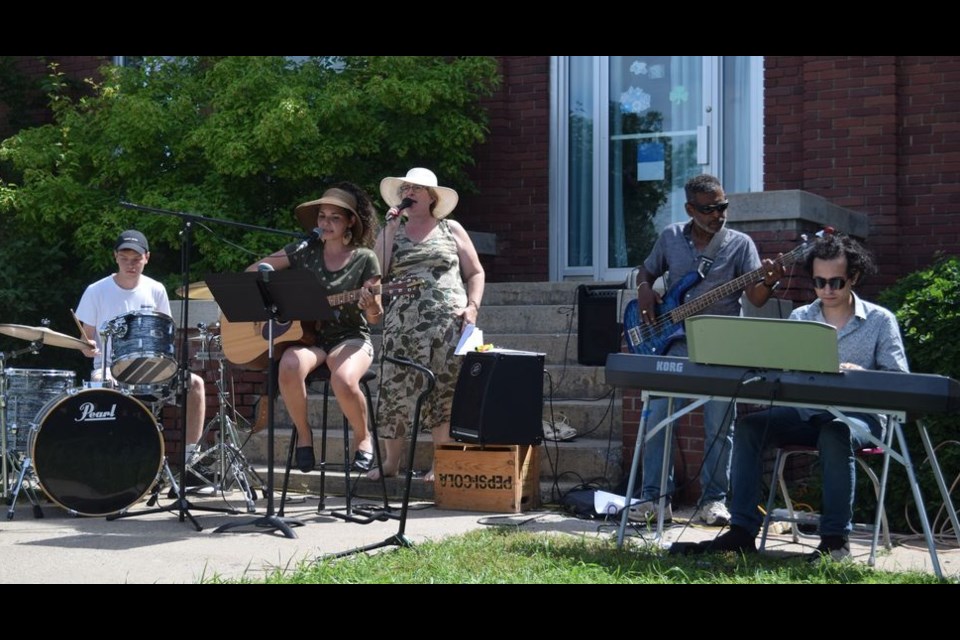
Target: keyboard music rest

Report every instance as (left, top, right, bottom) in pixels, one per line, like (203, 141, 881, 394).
(604, 353, 960, 416)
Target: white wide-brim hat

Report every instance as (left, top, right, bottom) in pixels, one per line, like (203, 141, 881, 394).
(379, 167, 459, 219)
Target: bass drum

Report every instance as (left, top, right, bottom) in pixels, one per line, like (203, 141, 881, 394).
(30, 388, 164, 516)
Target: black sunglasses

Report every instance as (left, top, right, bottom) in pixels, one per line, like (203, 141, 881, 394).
(688, 201, 729, 215)
(813, 276, 847, 290)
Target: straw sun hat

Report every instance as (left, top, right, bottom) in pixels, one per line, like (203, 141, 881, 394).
(379, 167, 459, 219)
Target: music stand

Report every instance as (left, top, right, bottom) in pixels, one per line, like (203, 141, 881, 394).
(206, 269, 335, 538)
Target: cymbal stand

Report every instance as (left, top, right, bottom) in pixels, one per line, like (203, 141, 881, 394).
(191, 325, 261, 512)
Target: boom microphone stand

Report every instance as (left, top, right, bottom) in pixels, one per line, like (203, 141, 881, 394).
(114, 202, 302, 529)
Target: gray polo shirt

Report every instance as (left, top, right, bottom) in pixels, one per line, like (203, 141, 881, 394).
(643, 221, 762, 356)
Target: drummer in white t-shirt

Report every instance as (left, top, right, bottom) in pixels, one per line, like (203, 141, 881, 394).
(76, 230, 208, 472)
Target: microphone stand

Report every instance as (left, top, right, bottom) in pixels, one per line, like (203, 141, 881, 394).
(110, 202, 302, 530)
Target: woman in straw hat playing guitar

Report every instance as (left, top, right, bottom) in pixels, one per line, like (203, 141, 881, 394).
(246, 182, 382, 474)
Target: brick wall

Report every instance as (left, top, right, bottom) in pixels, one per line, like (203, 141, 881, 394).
(763, 56, 960, 293)
(0, 56, 108, 138)
(456, 56, 551, 283)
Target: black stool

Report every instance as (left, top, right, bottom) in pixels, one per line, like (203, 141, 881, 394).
(278, 364, 389, 523)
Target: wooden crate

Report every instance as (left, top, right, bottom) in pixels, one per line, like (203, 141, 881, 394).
(434, 444, 541, 513)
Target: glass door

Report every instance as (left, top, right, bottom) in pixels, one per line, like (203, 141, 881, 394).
(603, 56, 714, 278)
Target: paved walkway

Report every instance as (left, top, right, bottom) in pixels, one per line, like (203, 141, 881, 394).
(0, 493, 956, 583)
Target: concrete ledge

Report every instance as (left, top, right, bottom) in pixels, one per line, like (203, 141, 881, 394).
(729, 190, 869, 239)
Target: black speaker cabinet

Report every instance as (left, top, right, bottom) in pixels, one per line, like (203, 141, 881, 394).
(450, 351, 545, 445)
(577, 283, 623, 366)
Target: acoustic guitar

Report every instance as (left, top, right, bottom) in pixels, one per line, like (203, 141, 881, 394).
(220, 276, 424, 369)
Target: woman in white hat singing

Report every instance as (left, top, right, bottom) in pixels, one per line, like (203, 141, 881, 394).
(246, 182, 382, 474)
(364, 168, 485, 481)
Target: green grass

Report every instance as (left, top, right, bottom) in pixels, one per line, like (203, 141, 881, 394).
(207, 528, 948, 584)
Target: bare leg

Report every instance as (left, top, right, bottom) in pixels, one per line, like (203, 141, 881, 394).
(186, 372, 206, 445)
(325, 342, 374, 456)
(367, 439, 404, 480)
(423, 421, 452, 482)
(277, 345, 326, 446)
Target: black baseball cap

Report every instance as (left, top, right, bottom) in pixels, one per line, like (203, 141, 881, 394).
(115, 230, 150, 255)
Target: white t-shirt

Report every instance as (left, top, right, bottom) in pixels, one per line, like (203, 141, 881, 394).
(75, 274, 172, 370)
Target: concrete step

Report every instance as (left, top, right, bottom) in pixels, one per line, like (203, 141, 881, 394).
(240, 432, 624, 487)
(369, 303, 579, 335)
(370, 333, 588, 365)
(254, 462, 624, 507)
(545, 364, 617, 399)
(268, 391, 622, 441)
(481, 281, 582, 306)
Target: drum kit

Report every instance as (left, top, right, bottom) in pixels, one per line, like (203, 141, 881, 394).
(0, 297, 262, 519)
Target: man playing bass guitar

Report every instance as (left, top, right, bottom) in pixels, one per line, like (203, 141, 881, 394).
(630, 174, 783, 527)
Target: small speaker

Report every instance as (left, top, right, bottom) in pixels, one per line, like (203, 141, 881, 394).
(451, 351, 545, 445)
(577, 284, 623, 366)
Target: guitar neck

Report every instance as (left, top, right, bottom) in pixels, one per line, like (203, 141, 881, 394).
(668, 248, 802, 323)
(326, 285, 380, 307)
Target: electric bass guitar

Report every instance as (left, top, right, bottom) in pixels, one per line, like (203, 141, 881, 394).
(623, 232, 825, 355)
(219, 276, 424, 368)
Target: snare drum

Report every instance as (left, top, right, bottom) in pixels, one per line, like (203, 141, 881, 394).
(3, 368, 76, 453)
(30, 388, 164, 516)
(108, 310, 178, 385)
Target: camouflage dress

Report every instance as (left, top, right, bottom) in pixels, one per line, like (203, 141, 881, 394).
(377, 220, 467, 438)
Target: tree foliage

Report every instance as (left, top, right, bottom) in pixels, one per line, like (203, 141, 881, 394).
(0, 56, 500, 287)
(863, 256, 960, 533)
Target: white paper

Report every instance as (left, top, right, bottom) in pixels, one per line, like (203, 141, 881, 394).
(593, 490, 640, 517)
(455, 323, 484, 355)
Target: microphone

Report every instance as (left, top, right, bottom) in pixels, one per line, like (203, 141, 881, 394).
(387, 197, 414, 221)
(293, 227, 323, 253)
(257, 262, 274, 282)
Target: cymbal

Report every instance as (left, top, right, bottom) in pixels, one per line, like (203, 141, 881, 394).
(0, 324, 91, 351)
(175, 281, 215, 301)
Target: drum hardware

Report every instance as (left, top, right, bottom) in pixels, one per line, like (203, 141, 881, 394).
(1, 338, 45, 503)
(4, 447, 46, 519)
(189, 322, 261, 513)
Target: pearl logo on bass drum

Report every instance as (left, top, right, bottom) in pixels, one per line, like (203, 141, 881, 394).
(75, 402, 118, 422)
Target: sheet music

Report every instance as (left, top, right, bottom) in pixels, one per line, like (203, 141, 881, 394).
(455, 323, 484, 355)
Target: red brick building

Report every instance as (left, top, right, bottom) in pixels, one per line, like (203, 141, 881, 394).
(4, 56, 958, 487)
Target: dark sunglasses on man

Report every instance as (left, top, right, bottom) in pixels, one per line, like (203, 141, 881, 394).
(813, 276, 847, 290)
(688, 201, 730, 215)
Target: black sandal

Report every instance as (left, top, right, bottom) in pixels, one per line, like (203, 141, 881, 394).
(295, 446, 316, 473)
(351, 449, 375, 472)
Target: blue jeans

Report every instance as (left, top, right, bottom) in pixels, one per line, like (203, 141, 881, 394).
(640, 397, 734, 505)
(730, 407, 883, 538)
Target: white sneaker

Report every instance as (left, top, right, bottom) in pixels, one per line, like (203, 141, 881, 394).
(699, 500, 731, 526)
(627, 501, 673, 524)
(542, 414, 577, 441)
